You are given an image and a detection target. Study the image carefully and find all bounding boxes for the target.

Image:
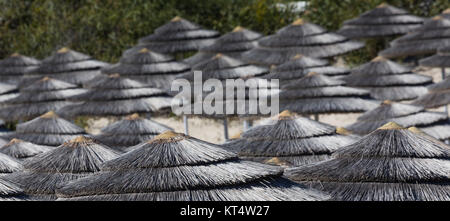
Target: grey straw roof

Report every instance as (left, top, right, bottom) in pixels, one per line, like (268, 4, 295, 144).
(0, 82, 19, 103)
(0, 53, 40, 84)
(4, 111, 86, 146)
(337, 3, 424, 39)
(56, 74, 173, 118)
(94, 113, 172, 151)
(286, 122, 450, 201)
(0, 151, 23, 175)
(20, 47, 108, 87)
(263, 54, 350, 85)
(0, 178, 27, 201)
(379, 14, 450, 58)
(344, 56, 431, 101)
(0, 138, 52, 159)
(102, 48, 191, 90)
(124, 16, 220, 55)
(222, 110, 357, 166)
(0, 77, 86, 122)
(419, 45, 450, 68)
(5, 136, 119, 200)
(56, 131, 328, 201)
(412, 78, 450, 108)
(184, 26, 263, 66)
(242, 19, 364, 66)
(346, 100, 450, 140)
(279, 72, 378, 114)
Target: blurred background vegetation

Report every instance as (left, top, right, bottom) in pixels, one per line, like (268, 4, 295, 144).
(1, 0, 450, 65)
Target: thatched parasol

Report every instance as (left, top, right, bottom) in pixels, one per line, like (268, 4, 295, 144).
(0, 138, 53, 160)
(337, 3, 424, 39)
(0, 178, 27, 201)
(262, 54, 350, 85)
(20, 47, 108, 87)
(286, 122, 450, 201)
(344, 56, 431, 101)
(242, 18, 364, 66)
(0, 82, 19, 103)
(102, 48, 190, 90)
(5, 136, 119, 200)
(279, 72, 378, 116)
(222, 110, 357, 166)
(56, 74, 173, 118)
(184, 26, 263, 66)
(56, 131, 328, 201)
(0, 151, 23, 175)
(0, 77, 86, 122)
(379, 14, 450, 58)
(124, 16, 219, 55)
(94, 113, 172, 151)
(412, 78, 450, 110)
(4, 111, 86, 146)
(346, 100, 450, 140)
(0, 53, 40, 84)
(420, 45, 450, 82)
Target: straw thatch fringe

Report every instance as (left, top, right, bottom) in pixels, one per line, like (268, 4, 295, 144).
(258, 33, 348, 47)
(338, 24, 423, 39)
(139, 29, 218, 42)
(7, 89, 86, 104)
(279, 86, 369, 99)
(0, 54, 40, 84)
(6, 133, 82, 147)
(117, 74, 181, 90)
(361, 86, 429, 101)
(0, 82, 18, 95)
(0, 101, 73, 122)
(125, 38, 218, 55)
(419, 46, 450, 67)
(0, 139, 52, 159)
(69, 88, 166, 101)
(412, 89, 450, 108)
(19, 70, 102, 87)
(16, 113, 84, 134)
(102, 62, 189, 75)
(0, 178, 28, 201)
(357, 102, 423, 121)
(240, 155, 332, 167)
(380, 38, 450, 58)
(350, 57, 412, 75)
(345, 74, 431, 86)
(0, 152, 23, 174)
(281, 97, 378, 114)
(344, 15, 423, 26)
(420, 124, 450, 141)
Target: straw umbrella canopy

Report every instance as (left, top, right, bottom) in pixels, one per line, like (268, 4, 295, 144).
(337, 3, 424, 39)
(279, 72, 378, 115)
(20, 47, 108, 87)
(419, 45, 450, 68)
(286, 122, 450, 201)
(56, 74, 173, 118)
(0, 138, 53, 160)
(222, 110, 357, 167)
(4, 111, 86, 146)
(344, 56, 431, 101)
(94, 113, 172, 151)
(379, 15, 450, 58)
(412, 78, 450, 109)
(242, 19, 365, 66)
(124, 16, 220, 55)
(0, 178, 27, 201)
(0, 82, 19, 103)
(102, 48, 190, 91)
(0, 53, 40, 85)
(0, 151, 23, 175)
(262, 54, 350, 85)
(5, 136, 119, 200)
(56, 131, 329, 201)
(0, 77, 86, 122)
(346, 100, 450, 140)
(183, 26, 263, 66)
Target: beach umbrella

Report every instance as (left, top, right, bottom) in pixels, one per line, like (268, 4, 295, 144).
(0, 138, 52, 160)
(20, 47, 108, 87)
(279, 72, 378, 118)
(0, 178, 27, 201)
(56, 74, 173, 118)
(412, 78, 450, 112)
(102, 48, 190, 91)
(222, 110, 357, 166)
(0, 82, 19, 103)
(420, 45, 450, 80)
(183, 26, 263, 66)
(286, 122, 450, 201)
(344, 56, 431, 101)
(56, 131, 328, 201)
(262, 54, 350, 85)
(4, 111, 86, 146)
(5, 136, 119, 200)
(242, 19, 365, 66)
(124, 16, 220, 55)
(94, 113, 172, 151)
(0, 77, 86, 122)
(0, 53, 40, 85)
(346, 100, 450, 141)
(0, 151, 23, 175)
(379, 14, 450, 58)
(337, 3, 424, 39)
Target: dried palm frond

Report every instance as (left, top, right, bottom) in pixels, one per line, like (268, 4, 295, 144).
(286, 122, 450, 201)
(5, 136, 119, 200)
(0, 138, 52, 159)
(56, 131, 329, 201)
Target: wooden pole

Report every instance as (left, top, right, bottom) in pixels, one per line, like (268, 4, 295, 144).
(243, 120, 250, 131)
(223, 118, 229, 140)
(183, 115, 189, 135)
(314, 114, 319, 121)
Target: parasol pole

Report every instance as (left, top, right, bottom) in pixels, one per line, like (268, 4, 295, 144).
(243, 120, 250, 131)
(223, 117, 229, 140)
(183, 115, 189, 135)
(314, 113, 319, 121)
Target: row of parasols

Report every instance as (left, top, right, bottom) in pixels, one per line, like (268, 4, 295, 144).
(0, 110, 448, 201)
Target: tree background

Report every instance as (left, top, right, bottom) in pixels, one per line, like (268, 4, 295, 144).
(1, 0, 449, 65)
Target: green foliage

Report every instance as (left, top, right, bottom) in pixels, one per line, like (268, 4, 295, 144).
(74, 116, 89, 130)
(0, 0, 297, 63)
